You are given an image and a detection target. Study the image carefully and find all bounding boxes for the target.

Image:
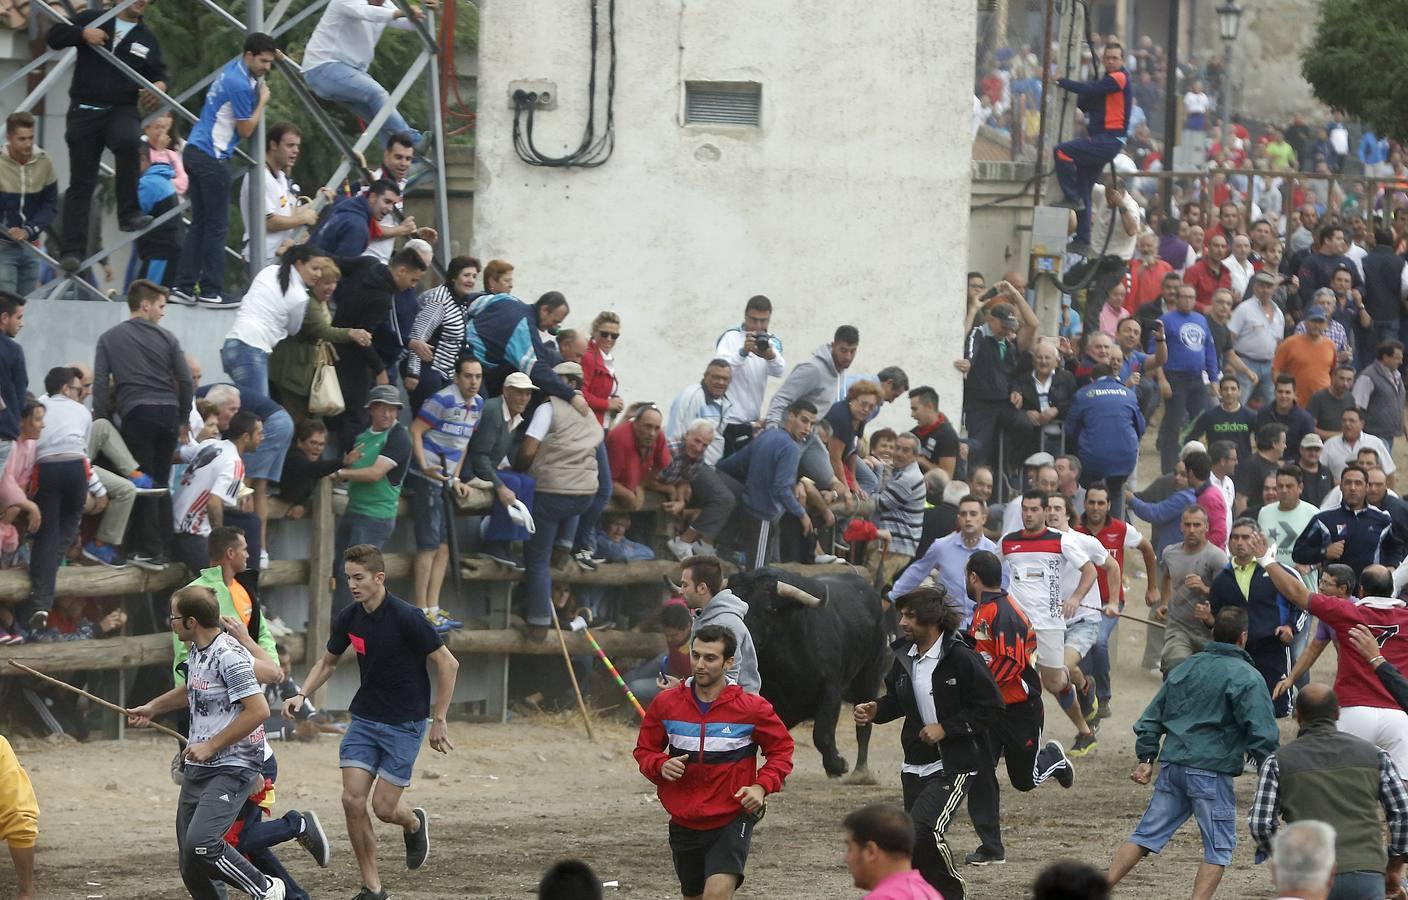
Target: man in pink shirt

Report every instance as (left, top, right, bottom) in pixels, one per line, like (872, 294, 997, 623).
(843, 804, 943, 899)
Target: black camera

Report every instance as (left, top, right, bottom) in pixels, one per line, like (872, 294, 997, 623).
(753, 333, 773, 349)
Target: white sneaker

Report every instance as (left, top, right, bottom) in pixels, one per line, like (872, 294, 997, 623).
(695, 540, 717, 557)
(667, 536, 697, 561)
(261, 876, 286, 900)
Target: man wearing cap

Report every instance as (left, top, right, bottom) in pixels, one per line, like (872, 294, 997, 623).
(515, 361, 604, 638)
(331, 385, 412, 614)
(1274, 309, 1337, 411)
(1295, 433, 1335, 508)
(1229, 272, 1286, 409)
(468, 372, 537, 571)
(959, 281, 1037, 471)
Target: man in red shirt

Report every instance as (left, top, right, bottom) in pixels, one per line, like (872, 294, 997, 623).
(606, 404, 673, 510)
(1260, 535, 1408, 774)
(1184, 233, 1233, 311)
(635, 625, 794, 900)
(1127, 231, 1174, 310)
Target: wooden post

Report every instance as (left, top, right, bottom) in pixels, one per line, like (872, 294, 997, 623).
(304, 478, 334, 704)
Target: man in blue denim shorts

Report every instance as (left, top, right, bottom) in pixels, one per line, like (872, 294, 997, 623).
(1106, 606, 1280, 899)
(283, 544, 460, 900)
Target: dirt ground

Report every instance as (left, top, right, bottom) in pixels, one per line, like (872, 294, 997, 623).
(7, 621, 1321, 900)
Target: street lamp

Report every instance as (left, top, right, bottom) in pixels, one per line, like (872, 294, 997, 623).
(1216, 0, 1243, 153)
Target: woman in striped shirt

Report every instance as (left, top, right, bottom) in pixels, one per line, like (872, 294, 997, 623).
(405, 255, 481, 413)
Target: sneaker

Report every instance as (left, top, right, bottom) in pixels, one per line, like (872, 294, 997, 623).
(1047, 740, 1075, 789)
(571, 549, 599, 571)
(27, 610, 47, 630)
(964, 847, 1006, 866)
(197, 294, 241, 310)
(405, 807, 430, 870)
(667, 536, 697, 561)
(118, 214, 154, 232)
(167, 289, 198, 307)
(814, 553, 846, 564)
(129, 553, 170, 572)
(1069, 730, 1098, 757)
(1090, 700, 1112, 724)
(351, 888, 389, 900)
(260, 876, 286, 900)
(0, 630, 23, 645)
(81, 541, 128, 568)
(1078, 680, 1097, 723)
(296, 809, 331, 867)
(128, 471, 155, 490)
(434, 610, 464, 631)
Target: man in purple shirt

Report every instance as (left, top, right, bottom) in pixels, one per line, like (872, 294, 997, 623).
(842, 804, 942, 900)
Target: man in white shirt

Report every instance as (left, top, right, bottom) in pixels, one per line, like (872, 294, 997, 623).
(1228, 272, 1285, 409)
(1321, 407, 1395, 481)
(172, 410, 261, 577)
(666, 358, 734, 465)
(1223, 233, 1256, 298)
(715, 295, 785, 458)
(239, 122, 316, 265)
(302, 0, 437, 152)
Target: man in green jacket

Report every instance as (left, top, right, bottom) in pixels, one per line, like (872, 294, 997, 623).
(172, 526, 280, 686)
(1106, 606, 1280, 900)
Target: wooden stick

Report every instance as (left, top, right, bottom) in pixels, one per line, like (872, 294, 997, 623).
(7, 660, 186, 742)
(548, 615, 595, 742)
(1119, 611, 1167, 629)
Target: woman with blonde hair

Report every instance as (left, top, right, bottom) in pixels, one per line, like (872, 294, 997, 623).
(268, 259, 373, 422)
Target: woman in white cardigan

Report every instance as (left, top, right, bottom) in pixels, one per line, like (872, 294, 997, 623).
(220, 244, 329, 400)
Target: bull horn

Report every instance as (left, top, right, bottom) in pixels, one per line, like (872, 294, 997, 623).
(776, 581, 826, 608)
(662, 575, 684, 594)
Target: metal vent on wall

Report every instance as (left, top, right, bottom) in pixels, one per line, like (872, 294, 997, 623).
(685, 82, 762, 127)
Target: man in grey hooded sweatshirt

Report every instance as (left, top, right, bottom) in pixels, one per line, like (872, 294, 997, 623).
(678, 555, 762, 693)
(764, 325, 859, 426)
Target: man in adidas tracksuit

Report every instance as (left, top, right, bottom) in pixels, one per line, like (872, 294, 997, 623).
(635, 625, 794, 900)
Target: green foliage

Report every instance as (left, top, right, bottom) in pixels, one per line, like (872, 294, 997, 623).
(1302, 0, 1408, 142)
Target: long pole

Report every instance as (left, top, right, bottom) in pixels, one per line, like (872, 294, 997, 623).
(1159, 0, 1182, 219)
(583, 628, 646, 718)
(1032, 0, 1056, 208)
(549, 615, 595, 741)
(249, 0, 267, 275)
(7, 660, 187, 741)
(1219, 41, 1232, 155)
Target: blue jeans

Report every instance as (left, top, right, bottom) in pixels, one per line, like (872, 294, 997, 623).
(1054, 133, 1124, 243)
(306, 61, 421, 151)
(1236, 357, 1274, 409)
(175, 144, 231, 297)
(221, 338, 271, 405)
(1159, 370, 1211, 471)
(1328, 869, 1390, 900)
(524, 492, 594, 625)
(1129, 763, 1237, 866)
(244, 408, 293, 483)
(1079, 614, 1119, 701)
(570, 441, 612, 553)
(483, 471, 536, 543)
(0, 240, 38, 296)
(339, 715, 427, 788)
(333, 513, 397, 614)
(407, 465, 448, 550)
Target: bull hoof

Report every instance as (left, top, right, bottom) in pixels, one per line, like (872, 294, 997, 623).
(844, 768, 879, 786)
(823, 757, 850, 778)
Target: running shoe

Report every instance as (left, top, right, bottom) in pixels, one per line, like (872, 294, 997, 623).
(1069, 730, 1098, 757)
(26, 610, 47, 630)
(129, 552, 171, 572)
(167, 289, 198, 307)
(351, 888, 389, 900)
(1047, 740, 1075, 789)
(1090, 700, 1112, 725)
(667, 536, 697, 561)
(434, 610, 464, 631)
(82, 541, 128, 568)
(572, 549, 601, 571)
(259, 876, 286, 900)
(197, 294, 241, 310)
(128, 471, 155, 489)
(1078, 680, 1098, 723)
(964, 847, 1006, 866)
(405, 807, 430, 870)
(296, 810, 331, 868)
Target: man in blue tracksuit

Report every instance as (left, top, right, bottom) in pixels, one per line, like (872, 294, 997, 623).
(466, 292, 585, 409)
(1052, 42, 1131, 255)
(1292, 463, 1404, 572)
(309, 181, 400, 259)
(716, 400, 817, 569)
(1065, 365, 1145, 520)
(1157, 284, 1220, 471)
(1210, 519, 1298, 717)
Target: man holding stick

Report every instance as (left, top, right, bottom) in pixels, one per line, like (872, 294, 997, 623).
(282, 544, 459, 900)
(126, 585, 285, 900)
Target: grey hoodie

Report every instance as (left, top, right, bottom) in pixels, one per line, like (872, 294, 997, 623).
(765, 342, 842, 426)
(692, 588, 762, 694)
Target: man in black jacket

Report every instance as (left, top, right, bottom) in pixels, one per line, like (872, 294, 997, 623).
(958, 281, 1037, 471)
(328, 249, 427, 451)
(46, 0, 165, 267)
(1362, 228, 1408, 354)
(854, 586, 1005, 899)
(1012, 341, 1077, 463)
(1209, 519, 1297, 716)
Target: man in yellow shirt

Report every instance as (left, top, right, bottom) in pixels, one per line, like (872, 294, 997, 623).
(0, 734, 38, 900)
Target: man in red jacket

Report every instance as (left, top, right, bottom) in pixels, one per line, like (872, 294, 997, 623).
(635, 624, 795, 900)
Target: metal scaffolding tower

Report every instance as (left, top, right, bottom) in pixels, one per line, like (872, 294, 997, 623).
(4, 0, 454, 303)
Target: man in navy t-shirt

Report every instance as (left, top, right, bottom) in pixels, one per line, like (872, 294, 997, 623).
(283, 544, 459, 900)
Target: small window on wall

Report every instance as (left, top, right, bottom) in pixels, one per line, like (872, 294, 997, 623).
(684, 82, 762, 127)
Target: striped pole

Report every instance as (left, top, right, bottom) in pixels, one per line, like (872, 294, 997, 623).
(584, 627, 647, 719)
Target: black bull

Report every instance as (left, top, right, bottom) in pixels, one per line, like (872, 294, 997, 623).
(727, 567, 888, 778)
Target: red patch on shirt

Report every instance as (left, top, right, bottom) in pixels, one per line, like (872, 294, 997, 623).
(349, 633, 366, 655)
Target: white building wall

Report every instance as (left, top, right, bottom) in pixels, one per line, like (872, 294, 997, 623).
(473, 0, 975, 431)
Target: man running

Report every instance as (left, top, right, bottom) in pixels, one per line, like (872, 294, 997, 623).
(854, 587, 1005, 899)
(999, 491, 1101, 751)
(962, 550, 1073, 867)
(127, 585, 285, 900)
(1155, 506, 1228, 675)
(634, 624, 795, 900)
(282, 545, 459, 900)
(1045, 493, 1121, 755)
(1260, 537, 1408, 773)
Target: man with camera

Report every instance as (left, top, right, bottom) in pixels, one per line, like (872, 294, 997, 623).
(715, 296, 785, 459)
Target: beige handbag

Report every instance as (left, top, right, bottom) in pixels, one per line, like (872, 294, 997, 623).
(308, 342, 345, 417)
